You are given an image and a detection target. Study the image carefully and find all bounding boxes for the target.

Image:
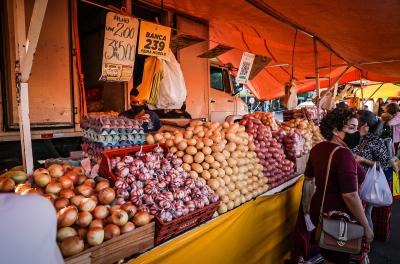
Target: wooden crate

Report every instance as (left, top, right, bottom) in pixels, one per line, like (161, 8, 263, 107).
(65, 222, 155, 264)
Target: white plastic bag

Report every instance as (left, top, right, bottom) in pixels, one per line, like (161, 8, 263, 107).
(360, 163, 393, 206)
(287, 83, 298, 110)
(147, 50, 187, 110)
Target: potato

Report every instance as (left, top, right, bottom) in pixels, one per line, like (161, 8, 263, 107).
(191, 163, 203, 174)
(194, 152, 205, 163)
(186, 146, 197, 155)
(202, 146, 212, 155)
(183, 154, 194, 164)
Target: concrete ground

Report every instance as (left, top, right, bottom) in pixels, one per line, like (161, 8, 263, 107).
(369, 200, 400, 264)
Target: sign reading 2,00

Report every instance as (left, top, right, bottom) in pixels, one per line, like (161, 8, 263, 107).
(104, 22, 136, 62)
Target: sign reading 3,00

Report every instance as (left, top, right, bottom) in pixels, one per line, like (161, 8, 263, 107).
(100, 12, 139, 82)
(138, 21, 171, 59)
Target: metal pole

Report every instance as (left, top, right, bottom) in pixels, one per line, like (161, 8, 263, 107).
(360, 71, 364, 109)
(313, 37, 320, 119)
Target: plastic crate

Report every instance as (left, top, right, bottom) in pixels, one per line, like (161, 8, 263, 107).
(154, 201, 220, 245)
(99, 144, 168, 182)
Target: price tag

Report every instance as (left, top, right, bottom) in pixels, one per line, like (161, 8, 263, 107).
(138, 21, 171, 59)
(236, 52, 255, 84)
(99, 12, 139, 82)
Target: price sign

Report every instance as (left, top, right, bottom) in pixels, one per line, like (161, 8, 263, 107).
(138, 21, 171, 59)
(100, 12, 139, 82)
(236, 52, 255, 84)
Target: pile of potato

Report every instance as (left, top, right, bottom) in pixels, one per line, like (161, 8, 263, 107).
(247, 112, 279, 131)
(146, 121, 268, 215)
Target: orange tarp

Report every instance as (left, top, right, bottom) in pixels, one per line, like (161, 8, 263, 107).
(144, 0, 400, 99)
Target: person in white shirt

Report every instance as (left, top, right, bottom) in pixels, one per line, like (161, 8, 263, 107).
(0, 194, 63, 264)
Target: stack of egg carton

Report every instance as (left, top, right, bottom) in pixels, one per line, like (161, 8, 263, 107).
(81, 115, 145, 163)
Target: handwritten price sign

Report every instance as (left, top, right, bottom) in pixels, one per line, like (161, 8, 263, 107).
(100, 12, 139, 82)
(138, 21, 171, 59)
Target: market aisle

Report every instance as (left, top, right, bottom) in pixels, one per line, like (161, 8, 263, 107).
(369, 200, 400, 264)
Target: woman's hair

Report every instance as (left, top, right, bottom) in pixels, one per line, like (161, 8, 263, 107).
(357, 110, 383, 136)
(385, 102, 399, 115)
(320, 108, 356, 140)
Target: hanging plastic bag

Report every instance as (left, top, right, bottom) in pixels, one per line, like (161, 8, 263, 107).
(137, 57, 163, 103)
(360, 163, 393, 206)
(287, 82, 298, 110)
(148, 50, 187, 110)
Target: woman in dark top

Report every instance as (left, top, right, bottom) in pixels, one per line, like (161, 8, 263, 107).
(305, 108, 373, 264)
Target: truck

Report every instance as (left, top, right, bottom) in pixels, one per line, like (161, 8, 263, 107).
(0, 0, 248, 169)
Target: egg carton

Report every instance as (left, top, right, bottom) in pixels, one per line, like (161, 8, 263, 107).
(82, 128, 145, 147)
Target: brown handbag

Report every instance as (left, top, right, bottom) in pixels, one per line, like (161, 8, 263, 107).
(316, 146, 365, 254)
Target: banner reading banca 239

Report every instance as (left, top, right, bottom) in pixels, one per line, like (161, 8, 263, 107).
(138, 21, 171, 60)
(100, 12, 139, 82)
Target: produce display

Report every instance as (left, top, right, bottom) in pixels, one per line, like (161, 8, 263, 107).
(147, 121, 268, 215)
(0, 168, 28, 192)
(240, 116, 295, 188)
(249, 112, 279, 131)
(81, 115, 145, 164)
(8, 165, 152, 258)
(109, 145, 219, 222)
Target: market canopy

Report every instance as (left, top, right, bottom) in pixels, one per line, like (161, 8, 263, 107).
(145, 0, 400, 100)
(355, 83, 400, 99)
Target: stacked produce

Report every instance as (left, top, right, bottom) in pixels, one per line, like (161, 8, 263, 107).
(109, 145, 219, 222)
(147, 121, 268, 215)
(81, 115, 145, 164)
(309, 122, 325, 146)
(0, 168, 28, 192)
(249, 112, 279, 131)
(239, 116, 295, 188)
(10, 165, 152, 258)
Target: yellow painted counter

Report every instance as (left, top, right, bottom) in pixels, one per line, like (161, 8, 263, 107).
(129, 177, 303, 264)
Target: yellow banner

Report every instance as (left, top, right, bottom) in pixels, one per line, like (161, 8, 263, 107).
(129, 177, 303, 264)
(138, 21, 171, 59)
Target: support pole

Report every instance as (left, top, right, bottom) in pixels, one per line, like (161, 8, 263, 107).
(360, 72, 364, 109)
(313, 37, 320, 119)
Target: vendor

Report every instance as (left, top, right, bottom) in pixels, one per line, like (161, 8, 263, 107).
(163, 102, 192, 119)
(120, 88, 162, 132)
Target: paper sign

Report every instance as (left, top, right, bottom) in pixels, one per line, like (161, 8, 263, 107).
(138, 21, 171, 59)
(170, 34, 205, 53)
(236, 52, 255, 84)
(100, 12, 139, 82)
(249, 55, 271, 80)
(198, 44, 233, 58)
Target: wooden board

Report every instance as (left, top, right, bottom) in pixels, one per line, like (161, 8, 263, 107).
(65, 222, 155, 264)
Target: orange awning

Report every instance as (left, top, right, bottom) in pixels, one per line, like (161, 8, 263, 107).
(144, 0, 400, 99)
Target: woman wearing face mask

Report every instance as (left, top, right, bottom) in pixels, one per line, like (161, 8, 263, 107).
(305, 108, 373, 264)
(353, 110, 390, 230)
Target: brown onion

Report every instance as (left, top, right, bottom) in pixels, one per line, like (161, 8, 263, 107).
(109, 205, 121, 213)
(105, 215, 113, 225)
(48, 164, 64, 178)
(77, 175, 87, 185)
(93, 205, 109, 219)
(77, 228, 87, 241)
(58, 206, 78, 227)
(76, 184, 94, 197)
(60, 237, 84, 257)
(22, 187, 43, 195)
(87, 227, 104, 246)
(104, 224, 120, 240)
(60, 189, 75, 199)
(95, 180, 110, 192)
(70, 195, 85, 207)
(121, 222, 135, 234)
(59, 176, 74, 189)
(43, 193, 56, 203)
(34, 172, 51, 188)
(62, 164, 72, 172)
(64, 171, 78, 184)
(77, 211, 93, 227)
(45, 182, 62, 194)
(15, 183, 31, 194)
(89, 219, 104, 229)
(98, 188, 116, 205)
(80, 198, 97, 212)
(120, 203, 137, 219)
(54, 198, 70, 210)
(0, 178, 15, 192)
(83, 179, 96, 188)
(33, 168, 49, 177)
(90, 195, 99, 204)
(72, 167, 85, 175)
(57, 227, 77, 242)
(111, 209, 129, 226)
(132, 211, 152, 227)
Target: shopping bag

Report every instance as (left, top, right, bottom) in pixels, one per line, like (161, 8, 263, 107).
(148, 50, 187, 110)
(360, 163, 393, 206)
(393, 170, 400, 199)
(137, 57, 163, 103)
(287, 83, 298, 110)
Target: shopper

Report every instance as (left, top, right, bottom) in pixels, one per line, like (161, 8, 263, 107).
(386, 102, 400, 154)
(305, 108, 373, 264)
(0, 193, 63, 264)
(120, 88, 162, 132)
(163, 102, 192, 119)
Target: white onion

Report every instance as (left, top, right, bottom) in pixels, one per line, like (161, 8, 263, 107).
(87, 227, 104, 246)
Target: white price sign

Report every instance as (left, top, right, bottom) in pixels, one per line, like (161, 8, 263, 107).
(236, 52, 255, 84)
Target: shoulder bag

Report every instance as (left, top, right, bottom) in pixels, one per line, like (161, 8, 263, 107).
(316, 146, 365, 254)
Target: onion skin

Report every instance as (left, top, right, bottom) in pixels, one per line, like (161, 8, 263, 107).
(89, 219, 104, 229)
(79, 198, 97, 212)
(57, 227, 77, 242)
(76, 185, 94, 197)
(64, 171, 78, 184)
(60, 237, 84, 257)
(132, 211, 152, 227)
(45, 182, 62, 194)
(87, 227, 104, 246)
(104, 224, 121, 240)
(77, 229, 87, 241)
(76, 211, 93, 227)
(58, 206, 78, 227)
(34, 172, 51, 188)
(0, 178, 15, 192)
(121, 222, 136, 234)
(98, 188, 116, 205)
(15, 183, 31, 194)
(93, 205, 109, 219)
(54, 198, 70, 210)
(59, 189, 75, 199)
(83, 179, 96, 188)
(111, 209, 129, 226)
(48, 164, 64, 178)
(95, 181, 110, 192)
(59, 176, 74, 189)
(120, 203, 137, 219)
(70, 195, 85, 207)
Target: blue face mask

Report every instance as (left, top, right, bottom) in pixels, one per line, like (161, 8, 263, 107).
(344, 131, 361, 149)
